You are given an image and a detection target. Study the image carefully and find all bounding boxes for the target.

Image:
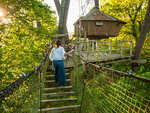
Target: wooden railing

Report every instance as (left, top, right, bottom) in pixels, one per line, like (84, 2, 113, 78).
(74, 40, 133, 61)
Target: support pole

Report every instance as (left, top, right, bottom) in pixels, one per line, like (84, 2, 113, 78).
(109, 40, 112, 59)
(130, 41, 133, 56)
(94, 0, 99, 9)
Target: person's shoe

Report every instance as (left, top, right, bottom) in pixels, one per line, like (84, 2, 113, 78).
(58, 86, 64, 89)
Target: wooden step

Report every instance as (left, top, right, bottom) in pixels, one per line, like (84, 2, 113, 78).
(44, 80, 72, 87)
(45, 79, 71, 83)
(43, 86, 73, 93)
(41, 98, 77, 103)
(38, 105, 80, 113)
(45, 73, 70, 79)
(46, 72, 70, 76)
(42, 92, 76, 98)
(47, 68, 71, 73)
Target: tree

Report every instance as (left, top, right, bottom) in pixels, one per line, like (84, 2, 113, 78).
(101, 0, 148, 43)
(54, 0, 70, 44)
(54, 0, 61, 15)
(132, 0, 150, 73)
(0, 0, 57, 89)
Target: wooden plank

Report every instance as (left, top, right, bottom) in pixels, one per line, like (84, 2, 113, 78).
(130, 41, 133, 56)
(132, 60, 147, 64)
(41, 98, 77, 103)
(50, 33, 68, 38)
(42, 92, 75, 97)
(38, 105, 81, 112)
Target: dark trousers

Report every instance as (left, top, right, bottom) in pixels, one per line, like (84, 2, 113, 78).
(53, 60, 66, 87)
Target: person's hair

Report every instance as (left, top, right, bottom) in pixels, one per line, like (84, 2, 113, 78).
(55, 39, 61, 48)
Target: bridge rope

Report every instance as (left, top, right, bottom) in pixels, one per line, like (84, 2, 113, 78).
(0, 45, 52, 113)
(0, 41, 150, 113)
(72, 50, 150, 113)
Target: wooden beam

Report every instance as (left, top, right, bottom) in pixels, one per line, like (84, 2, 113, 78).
(50, 33, 68, 38)
(132, 59, 147, 64)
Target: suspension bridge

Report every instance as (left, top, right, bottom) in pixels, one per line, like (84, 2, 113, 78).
(0, 42, 150, 113)
(0, 0, 150, 113)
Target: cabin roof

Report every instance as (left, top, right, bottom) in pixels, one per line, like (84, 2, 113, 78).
(74, 8, 126, 25)
(73, 17, 84, 25)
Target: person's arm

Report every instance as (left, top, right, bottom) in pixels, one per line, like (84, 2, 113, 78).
(49, 49, 54, 62)
(64, 49, 74, 56)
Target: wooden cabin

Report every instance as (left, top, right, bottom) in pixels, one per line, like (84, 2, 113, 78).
(74, 1, 126, 40)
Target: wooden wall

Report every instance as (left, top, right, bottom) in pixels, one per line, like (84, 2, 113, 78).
(74, 20, 124, 39)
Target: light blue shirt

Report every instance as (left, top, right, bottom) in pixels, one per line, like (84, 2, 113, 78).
(49, 46, 66, 61)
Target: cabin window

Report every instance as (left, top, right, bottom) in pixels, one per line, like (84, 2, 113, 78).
(116, 23, 120, 27)
(96, 22, 103, 26)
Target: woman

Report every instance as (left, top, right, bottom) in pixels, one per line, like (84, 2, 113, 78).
(49, 40, 74, 88)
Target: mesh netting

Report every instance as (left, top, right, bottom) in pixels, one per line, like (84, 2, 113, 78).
(0, 47, 51, 113)
(72, 52, 150, 113)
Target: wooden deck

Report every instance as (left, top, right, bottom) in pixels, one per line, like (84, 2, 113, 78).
(74, 40, 133, 62)
(81, 52, 132, 62)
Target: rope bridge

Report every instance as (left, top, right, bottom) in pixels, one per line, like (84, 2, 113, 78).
(0, 46, 52, 113)
(72, 51, 150, 113)
(0, 43, 150, 113)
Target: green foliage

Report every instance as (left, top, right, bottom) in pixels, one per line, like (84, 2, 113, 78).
(101, 0, 150, 62)
(101, 0, 149, 43)
(113, 62, 131, 72)
(0, 50, 50, 113)
(0, 0, 57, 89)
(81, 68, 150, 113)
(137, 65, 150, 79)
(1, 73, 39, 113)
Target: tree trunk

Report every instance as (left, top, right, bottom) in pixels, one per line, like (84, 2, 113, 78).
(54, 0, 69, 44)
(57, 0, 70, 44)
(132, 0, 150, 73)
(54, 0, 60, 15)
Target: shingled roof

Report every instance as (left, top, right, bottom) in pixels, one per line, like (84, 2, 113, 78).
(75, 8, 126, 24)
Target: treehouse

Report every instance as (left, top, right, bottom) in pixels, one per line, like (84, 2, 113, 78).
(74, 0, 126, 40)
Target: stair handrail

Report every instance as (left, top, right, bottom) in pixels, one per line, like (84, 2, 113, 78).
(72, 44, 150, 113)
(0, 46, 52, 101)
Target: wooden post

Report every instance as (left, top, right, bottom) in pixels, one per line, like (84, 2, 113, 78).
(109, 40, 112, 58)
(96, 40, 98, 61)
(120, 41, 123, 57)
(75, 43, 77, 52)
(79, 42, 81, 56)
(87, 39, 89, 52)
(130, 41, 133, 56)
(84, 30, 87, 41)
(104, 40, 106, 50)
(92, 41, 94, 51)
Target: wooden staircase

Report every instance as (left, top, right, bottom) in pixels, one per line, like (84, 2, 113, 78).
(38, 67, 80, 113)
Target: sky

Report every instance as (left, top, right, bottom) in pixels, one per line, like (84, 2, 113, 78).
(44, 0, 94, 33)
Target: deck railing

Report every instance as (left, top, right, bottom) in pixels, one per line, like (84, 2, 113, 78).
(75, 40, 133, 61)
